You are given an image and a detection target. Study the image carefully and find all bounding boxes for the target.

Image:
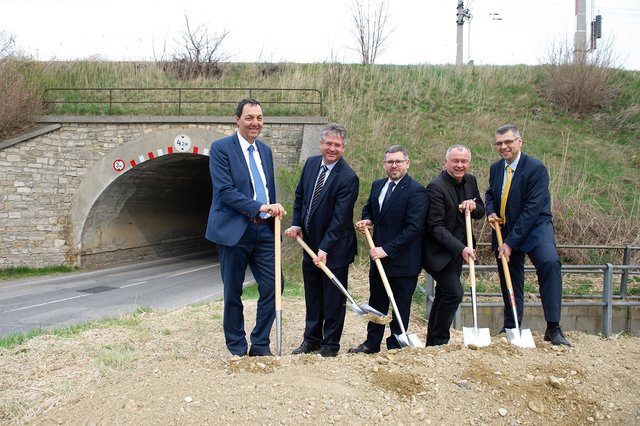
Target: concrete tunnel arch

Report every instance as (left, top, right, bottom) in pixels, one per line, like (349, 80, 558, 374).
(70, 127, 225, 266)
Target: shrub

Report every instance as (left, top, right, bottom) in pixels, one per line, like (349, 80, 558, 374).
(0, 59, 43, 138)
(538, 42, 620, 116)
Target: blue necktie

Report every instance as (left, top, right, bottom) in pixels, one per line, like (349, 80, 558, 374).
(248, 145, 268, 218)
(381, 181, 395, 210)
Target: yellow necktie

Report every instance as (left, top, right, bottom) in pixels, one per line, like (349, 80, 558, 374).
(500, 165, 513, 222)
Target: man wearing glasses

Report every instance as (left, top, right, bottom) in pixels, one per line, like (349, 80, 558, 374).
(422, 145, 485, 346)
(486, 124, 571, 346)
(349, 145, 428, 353)
(285, 123, 359, 357)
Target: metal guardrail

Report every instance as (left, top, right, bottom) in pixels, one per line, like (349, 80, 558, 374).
(42, 87, 324, 116)
(476, 242, 640, 296)
(420, 263, 640, 337)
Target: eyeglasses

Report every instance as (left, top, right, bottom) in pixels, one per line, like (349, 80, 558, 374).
(494, 138, 519, 147)
(321, 141, 345, 149)
(383, 160, 407, 166)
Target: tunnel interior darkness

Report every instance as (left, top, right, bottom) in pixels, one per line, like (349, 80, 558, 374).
(81, 153, 214, 262)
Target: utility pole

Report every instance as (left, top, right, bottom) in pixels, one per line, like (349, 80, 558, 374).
(574, 0, 587, 62)
(456, 0, 472, 65)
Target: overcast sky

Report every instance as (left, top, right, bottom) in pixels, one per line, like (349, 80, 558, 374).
(1, 0, 638, 69)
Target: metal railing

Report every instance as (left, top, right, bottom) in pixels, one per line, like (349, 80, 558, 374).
(42, 87, 324, 116)
(420, 263, 640, 337)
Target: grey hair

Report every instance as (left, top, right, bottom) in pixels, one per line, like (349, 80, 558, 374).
(321, 123, 348, 145)
(385, 144, 409, 160)
(496, 124, 521, 139)
(445, 144, 471, 160)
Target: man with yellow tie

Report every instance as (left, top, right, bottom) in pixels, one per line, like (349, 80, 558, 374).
(485, 124, 571, 346)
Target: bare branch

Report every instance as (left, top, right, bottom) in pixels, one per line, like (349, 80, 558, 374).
(350, 0, 393, 65)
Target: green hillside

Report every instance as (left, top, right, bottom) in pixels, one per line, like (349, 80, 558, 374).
(7, 60, 640, 262)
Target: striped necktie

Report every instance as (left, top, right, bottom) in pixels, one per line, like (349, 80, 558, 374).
(305, 165, 328, 234)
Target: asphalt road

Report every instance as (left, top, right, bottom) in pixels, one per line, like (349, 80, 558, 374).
(0, 251, 253, 338)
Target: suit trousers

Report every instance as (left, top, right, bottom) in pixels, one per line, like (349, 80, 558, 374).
(426, 259, 464, 346)
(496, 240, 563, 328)
(365, 269, 418, 351)
(301, 260, 348, 350)
(218, 221, 278, 356)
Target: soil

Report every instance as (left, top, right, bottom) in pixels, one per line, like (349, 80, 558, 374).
(2, 268, 639, 425)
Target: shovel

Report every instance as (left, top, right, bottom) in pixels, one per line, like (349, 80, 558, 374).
(462, 208, 491, 347)
(274, 216, 282, 356)
(491, 218, 536, 348)
(295, 236, 391, 325)
(363, 226, 423, 348)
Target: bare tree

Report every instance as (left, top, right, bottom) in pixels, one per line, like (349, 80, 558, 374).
(165, 15, 232, 80)
(350, 0, 393, 65)
(0, 30, 17, 59)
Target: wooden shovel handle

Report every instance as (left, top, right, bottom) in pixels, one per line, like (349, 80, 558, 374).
(464, 209, 476, 289)
(275, 216, 281, 311)
(363, 226, 407, 335)
(490, 217, 514, 293)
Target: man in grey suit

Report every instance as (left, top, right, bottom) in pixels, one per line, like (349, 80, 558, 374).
(285, 123, 359, 357)
(205, 98, 286, 357)
(423, 145, 485, 346)
(349, 145, 428, 353)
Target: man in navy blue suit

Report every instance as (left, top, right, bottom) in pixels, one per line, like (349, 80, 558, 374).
(284, 123, 359, 357)
(349, 145, 428, 353)
(205, 98, 287, 357)
(486, 124, 571, 346)
(422, 145, 485, 346)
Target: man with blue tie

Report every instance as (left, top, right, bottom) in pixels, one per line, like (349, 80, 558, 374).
(205, 98, 286, 357)
(486, 124, 571, 346)
(284, 123, 359, 357)
(349, 145, 428, 353)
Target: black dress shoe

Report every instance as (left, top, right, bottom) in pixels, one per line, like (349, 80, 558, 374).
(248, 347, 273, 357)
(291, 341, 321, 355)
(319, 346, 338, 357)
(348, 343, 378, 354)
(544, 326, 572, 347)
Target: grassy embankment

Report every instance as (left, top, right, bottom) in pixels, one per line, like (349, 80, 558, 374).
(3, 60, 639, 304)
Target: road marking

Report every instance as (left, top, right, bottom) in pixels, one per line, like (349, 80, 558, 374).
(119, 281, 148, 289)
(5, 294, 91, 313)
(167, 264, 219, 278)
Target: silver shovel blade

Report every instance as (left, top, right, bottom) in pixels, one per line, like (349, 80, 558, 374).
(505, 327, 536, 348)
(463, 326, 492, 347)
(395, 332, 424, 348)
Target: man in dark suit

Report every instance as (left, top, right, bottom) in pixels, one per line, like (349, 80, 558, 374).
(205, 98, 286, 357)
(486, 124, 571, 346)
(423, 145, 485, 346)
(284, 123, 359, 357)
(349, 145, 428, 354)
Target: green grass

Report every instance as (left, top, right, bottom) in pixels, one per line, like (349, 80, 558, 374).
(0, 307, 154, 349)
(0, 265, 78, 281)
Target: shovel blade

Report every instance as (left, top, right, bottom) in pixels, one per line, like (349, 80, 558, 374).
(505, 327, 536, 348)
(463, 326, 491, 347)
(395, 332, 424, 348)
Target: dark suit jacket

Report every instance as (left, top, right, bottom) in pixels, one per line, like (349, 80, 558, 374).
(423, 170, 485, 273)
(205, 133, 277, 246)
(362, 174, 428, 277)
(292, 155, 359, 269)
(485, 153, 555, 252)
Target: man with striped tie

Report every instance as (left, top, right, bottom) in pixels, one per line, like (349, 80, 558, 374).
(285, 123, 359, 357)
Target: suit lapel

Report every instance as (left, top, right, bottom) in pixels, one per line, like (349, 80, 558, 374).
(379, 175, 409, 219)
(232, 134, 250, 177)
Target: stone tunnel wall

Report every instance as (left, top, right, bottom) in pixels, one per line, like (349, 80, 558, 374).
(0, 117, 324, 268)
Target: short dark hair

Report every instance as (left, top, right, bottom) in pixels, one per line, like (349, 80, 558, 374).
(321, 123, 348, 145)
(385, 144, 409, 160)
(496, 124, 521, 138)
(236, 98, 262, 117)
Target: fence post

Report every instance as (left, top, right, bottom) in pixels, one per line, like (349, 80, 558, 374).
(603, 263, 613, 337)
(425, 273, 434, 322)
(621, 246, 630, 300)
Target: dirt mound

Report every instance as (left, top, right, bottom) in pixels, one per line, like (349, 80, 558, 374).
(2, 293, 639, 425)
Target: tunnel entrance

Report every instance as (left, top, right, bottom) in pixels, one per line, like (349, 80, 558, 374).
(80, 152, 215, 267)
